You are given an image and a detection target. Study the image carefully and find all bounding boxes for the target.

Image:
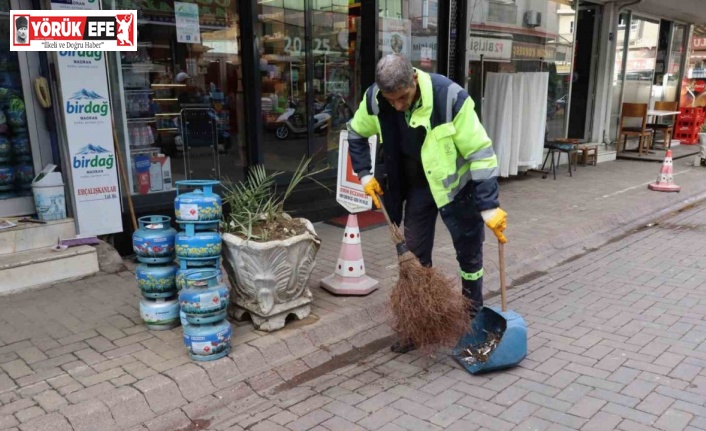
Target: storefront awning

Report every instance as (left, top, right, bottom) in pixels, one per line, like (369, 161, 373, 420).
(592, 0, 706, 25)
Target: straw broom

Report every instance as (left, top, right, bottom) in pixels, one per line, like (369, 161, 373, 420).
(377, 196, 473, 353)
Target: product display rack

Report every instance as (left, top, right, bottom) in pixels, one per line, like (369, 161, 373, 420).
(116, 23, 180, 196)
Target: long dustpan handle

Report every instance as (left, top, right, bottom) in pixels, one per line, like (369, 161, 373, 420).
(499, 241, 507, 312)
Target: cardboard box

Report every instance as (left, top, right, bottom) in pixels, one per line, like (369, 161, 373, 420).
(149, 155, 172, 193)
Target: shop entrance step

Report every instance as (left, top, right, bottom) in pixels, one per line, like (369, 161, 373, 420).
(0, 245, 99, 295)
(0, 218, 77, 256)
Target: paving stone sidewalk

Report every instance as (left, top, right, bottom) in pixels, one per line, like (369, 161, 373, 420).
(204, 200, 706, 431)
(0, 159, 705, 430)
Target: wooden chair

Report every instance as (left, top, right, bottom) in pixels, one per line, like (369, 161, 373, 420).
(618, 103, 653, 156)
(647, 101, 678, 149)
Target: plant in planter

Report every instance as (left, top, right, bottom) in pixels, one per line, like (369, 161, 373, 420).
(220, 157, 328, 331)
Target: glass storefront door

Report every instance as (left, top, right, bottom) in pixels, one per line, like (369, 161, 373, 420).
(608, 12, 629, 142)
(466, 0, 577, 140)
(311, 1, 357, 170)
(621, 16, 660, 106)
(609, 13, 661, 142)
(0, 0, 53, 217)
(105, 0, 244, 195)
(379, 0, 440, 73)
(663, 23, 687, 103)
(255, 0, 358, 175)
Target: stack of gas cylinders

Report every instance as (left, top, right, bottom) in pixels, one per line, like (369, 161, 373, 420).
(174, 180, 231, 361)
(133, 215, 180, 331)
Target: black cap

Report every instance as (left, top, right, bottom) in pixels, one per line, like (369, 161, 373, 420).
(15, 16, 28, 29)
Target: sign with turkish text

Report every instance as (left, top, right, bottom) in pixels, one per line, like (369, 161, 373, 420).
(51, 0, 100, 11)
(468, 36, 512, 62)
(10, 10, 137, 51)
(56, 50, 123, 236)
(175, 2, 201, 44)
(512, 42, 555, 61)
(411, 36, 438, 62)
(337, 130, 377, 214)
(693, 37, 706, 51)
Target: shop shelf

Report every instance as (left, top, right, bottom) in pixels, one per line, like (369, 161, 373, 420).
(155, 113, 181, 116)
(127, 117, 156, 124)
(157, 128, 180, 133)
(130, 146, 161, 153)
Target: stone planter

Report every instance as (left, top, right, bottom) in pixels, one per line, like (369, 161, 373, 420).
(221, 218, 321, 331)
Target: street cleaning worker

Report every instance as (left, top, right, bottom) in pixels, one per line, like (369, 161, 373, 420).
(347, 54, 507, 353)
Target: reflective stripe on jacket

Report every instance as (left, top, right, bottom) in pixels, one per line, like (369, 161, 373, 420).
(347, 69, 499, 223)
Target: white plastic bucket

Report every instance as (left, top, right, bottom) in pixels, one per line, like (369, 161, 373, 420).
(31, 165, 66, 221)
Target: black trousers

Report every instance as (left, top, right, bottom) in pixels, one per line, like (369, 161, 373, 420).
(403, 184, 484, 309)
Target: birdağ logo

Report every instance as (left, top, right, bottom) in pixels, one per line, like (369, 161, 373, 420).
(73, 144, 114, 170)
(10, 10, 137, 52)
(66, 88, 109, 117)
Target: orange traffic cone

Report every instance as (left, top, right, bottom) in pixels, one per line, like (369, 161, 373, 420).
(320, 214, 379, 295)
(648, 150, 681, 192)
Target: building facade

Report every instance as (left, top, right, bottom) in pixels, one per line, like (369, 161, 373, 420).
(1, 0, 705, 249)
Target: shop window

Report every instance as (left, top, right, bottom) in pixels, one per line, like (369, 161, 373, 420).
(379, 0, 439, 73)
(0, 1, 38, 215)
(468, 1, 576, 140)
(104, 0, 244, 196)
(487, 1, 518, 25)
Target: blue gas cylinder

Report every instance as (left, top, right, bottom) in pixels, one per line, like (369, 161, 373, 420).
(136, 263, 178, 298)
(11, 136, 30, 157)
(178, 269, 228, 324)
(0, 165, 14, 191)
(175, 230, 221, 266)
(176, 267, 223, 291)
(183, 320, 232, 361)
(139, 296, 180, 330)
(174, 180, 222, 230)
(133, 215, 177, 264)
(0, 136, 11, 162)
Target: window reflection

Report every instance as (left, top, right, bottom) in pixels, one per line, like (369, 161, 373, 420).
(467, 0, 576, 140)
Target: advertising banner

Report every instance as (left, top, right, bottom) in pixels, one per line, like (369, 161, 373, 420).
(56, 51, 123, 235)
(379, 18, 411, 58)
(10, 10, 137, 51)
(175, 1, 201, 44)
(336, 131, 377, 214)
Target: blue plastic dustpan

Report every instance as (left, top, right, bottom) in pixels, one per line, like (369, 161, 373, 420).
(452, 242, 527, 374)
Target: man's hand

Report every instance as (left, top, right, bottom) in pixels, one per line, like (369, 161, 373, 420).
(481, 208, 507, 244)
(361, 175, 383, 209)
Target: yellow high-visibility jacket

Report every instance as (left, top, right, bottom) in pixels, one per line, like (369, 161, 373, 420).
(347, 69, 499, 224)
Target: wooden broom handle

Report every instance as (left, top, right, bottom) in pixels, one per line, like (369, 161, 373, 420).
(376, 194, 395, 230)
(111, 122, 137, 232)
(499, 241, 507, 312)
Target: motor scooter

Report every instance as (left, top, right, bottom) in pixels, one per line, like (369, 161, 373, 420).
(274, 99, 331, 140)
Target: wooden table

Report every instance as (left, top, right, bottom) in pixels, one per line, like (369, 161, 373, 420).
(647, 109, 681, 123)
(646, 110, 680, 149)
